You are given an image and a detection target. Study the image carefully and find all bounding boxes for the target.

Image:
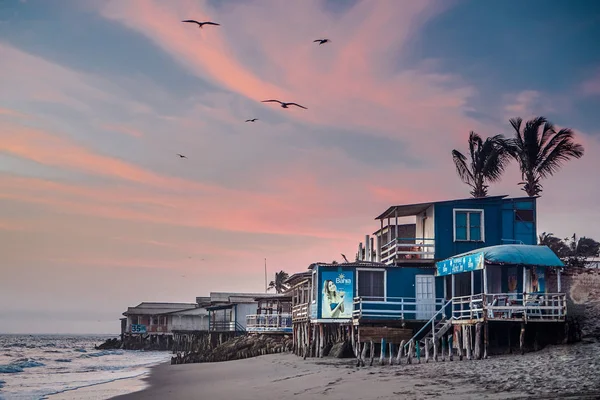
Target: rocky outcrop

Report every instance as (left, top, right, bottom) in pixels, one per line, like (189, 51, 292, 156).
(172, 334, 293, 364)
(95, 338, 122, 350)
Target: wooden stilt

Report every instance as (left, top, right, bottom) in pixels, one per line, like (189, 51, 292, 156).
(475, 322, 482, 360)
(424, 338, 430, 363)
(356, 342, 362, 367)
(465, 325, 472, 361)
(448, 333, 453, 361)
(520, 322, 526, 355)
(441, 334, 446, 362)
(484, 322, 488, 359)
(319, 324, 325, 358)
(360, 340, 368, 367)
(351, 326, 356, 356)
(369, 340, 375, 366)
(406, 341, 413, 364)
(416, 340, 421, 363)
(433, 336, 438, 362)
(396, 340, 405, 365)
(379, 338, 385, 365)
(456, 327, 463, 361)
(389, 343, 394, 366)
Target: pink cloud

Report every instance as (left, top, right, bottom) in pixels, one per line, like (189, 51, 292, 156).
(581, 70, 600, 95)
(101, 124, 144, 138)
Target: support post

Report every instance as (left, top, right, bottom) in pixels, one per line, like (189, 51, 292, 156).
(406, 341, 413, 364)
(369, 340, 375, 366)
(456, 326, 463, 361)
(484, 322, 489, 359)
(441, 334, 446, 362)
(424, 338, 430, 363)
(360, 340, 368, 367)
(475, 322, 482, 360)
(451, 274, 456, 319)
(396, 340, 405, 365)
(557, 268, 562, 292)
(465, 325, 472, 361)
(416, 340, 421, 363)
(444, 276, 448, 300)
(389, 343, 394, 366)
(448, 333, 453, 361)
(520, 322, 526, 355)
(356, 342, 362, 367)
(379, 338, 385, 365)
(470, 270, 474, 296)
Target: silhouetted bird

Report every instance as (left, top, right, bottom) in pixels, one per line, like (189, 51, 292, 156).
(182, 20, 220, 28)
(177, 153, 187, 159)
(341, 254, 349, 263)
(262, 100, 307, 109)
(314, 39, 330, 45)
(245, 118, 258, 122)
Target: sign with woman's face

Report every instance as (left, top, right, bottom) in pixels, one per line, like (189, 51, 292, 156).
(321, 270, 353, 319)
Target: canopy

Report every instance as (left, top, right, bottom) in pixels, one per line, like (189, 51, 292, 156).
(435, 245, 564, 277)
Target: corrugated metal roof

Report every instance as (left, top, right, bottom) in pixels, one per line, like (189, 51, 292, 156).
(123, 302, 197, 316)
(441, 245, 564, 268)
(309, 261, 387, 269)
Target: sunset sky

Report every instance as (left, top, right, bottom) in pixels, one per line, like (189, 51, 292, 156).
(1, 0, 599, 334)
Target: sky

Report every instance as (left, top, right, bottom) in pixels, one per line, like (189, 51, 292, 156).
(1, 0, 599, 334)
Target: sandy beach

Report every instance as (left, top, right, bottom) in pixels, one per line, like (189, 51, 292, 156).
(114, 339, 600, 400)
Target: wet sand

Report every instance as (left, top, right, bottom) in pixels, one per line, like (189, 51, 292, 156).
(114, 340, 600, 400)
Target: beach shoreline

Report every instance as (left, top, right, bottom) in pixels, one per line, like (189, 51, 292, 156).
(109, 339, 600, 400)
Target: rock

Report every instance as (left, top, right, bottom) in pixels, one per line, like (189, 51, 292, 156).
(95, 338, 122, 350)
(328, 341, 354, 358)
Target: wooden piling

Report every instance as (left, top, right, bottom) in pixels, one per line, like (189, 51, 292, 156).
(369, 340, 375, 366)
(396, 340, 405, 365)
(360, 340, 368, 367)
(474, 322, 482, 360)
(319, 324, 325, 358)
(406, 341, 413, 364)
(424, 338, 430, 363)
(356, 342, 362, 367)
(351, 326, 356, 356)
(448, 333, 453, 361)
(520, 322, 526, 355)
(484, 322, 488, 359)
(433, 336, 438, 362)
(441, 335, 446, 362)
(379, 338, 385, 365)
(389, 343, 394, 366)
(416, 340, 421, 363)
(465, 325, 472, 361)
(456, 327, 463, 361)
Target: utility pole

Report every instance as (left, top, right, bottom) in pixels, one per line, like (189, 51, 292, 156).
(264, 258, 267, 293)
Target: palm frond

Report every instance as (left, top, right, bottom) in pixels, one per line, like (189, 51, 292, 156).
(452, 149, 475, 186)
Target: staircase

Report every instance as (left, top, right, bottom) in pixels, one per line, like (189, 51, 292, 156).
(404, 300, 452, 355)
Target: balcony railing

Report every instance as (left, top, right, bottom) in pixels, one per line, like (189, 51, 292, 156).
(209, 320, 246, 332)
(292, 303, 309, 322)
(246, 313, 292, 333)
(380, 238, 435, 265)
(452, 293, 567, 322)
(353, 296, 446, 322)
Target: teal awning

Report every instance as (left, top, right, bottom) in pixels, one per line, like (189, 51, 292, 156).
(435, 245, 564, 277)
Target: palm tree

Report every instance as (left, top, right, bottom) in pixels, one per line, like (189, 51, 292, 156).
(506, 117, 584, 197)
(268, 270, 289, 293)
(451, 131, 511, 198)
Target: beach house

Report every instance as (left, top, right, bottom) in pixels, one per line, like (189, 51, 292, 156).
(245, 293, 293, 334)
(205, 292, 281, 333)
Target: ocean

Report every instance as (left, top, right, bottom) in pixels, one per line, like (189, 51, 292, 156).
(0, 334, 171, 400)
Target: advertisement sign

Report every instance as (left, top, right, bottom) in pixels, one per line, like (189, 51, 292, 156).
(131, 324, 147, 334)
(435, 253, 484, 277)
(320, 270, 353, 319)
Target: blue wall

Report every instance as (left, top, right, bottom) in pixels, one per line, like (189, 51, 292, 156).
(434, 197, 537, 260)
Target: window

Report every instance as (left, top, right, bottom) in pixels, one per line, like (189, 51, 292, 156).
(515, 209, 534, 222)
(454, 209, 484, 242)
(357, 270, 385, 301)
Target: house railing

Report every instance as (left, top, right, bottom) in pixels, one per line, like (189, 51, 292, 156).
(352, 296, 446, 321)
(452, 293, 567, 322)
(380, 238, 435, 265)
(145, 325, 169, 333)
(292, 303, 309, 322)
(404, 299, 453, 352)
(246, 313, 292, 333)
(209, 320, 246, 332)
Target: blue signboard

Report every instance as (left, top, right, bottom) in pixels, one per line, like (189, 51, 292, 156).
(321, 270, 353, 319)
(436, 253, 484, 277)
(131, 324, 147, 334)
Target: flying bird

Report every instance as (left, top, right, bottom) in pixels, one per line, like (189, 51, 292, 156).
(261, 100, 307, 110)
(177, 153, 187, 159)
(314, 39, 330, 45)
(245, 118, 258, 122)
(182, 20, 220, 28)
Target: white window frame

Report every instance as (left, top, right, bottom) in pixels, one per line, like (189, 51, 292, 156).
(311, 269, 317, 304)
(453, 208, 485, 242)
(356, 268, 387, 301)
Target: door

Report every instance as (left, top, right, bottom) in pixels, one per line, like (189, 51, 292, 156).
(415, 275, 436, 320)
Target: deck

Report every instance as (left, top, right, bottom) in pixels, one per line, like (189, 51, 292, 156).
(452, 293, 567, 324)
(352, 296, 446, 324)
(380, 238, 435, 265)
(246, 313, 292, 333)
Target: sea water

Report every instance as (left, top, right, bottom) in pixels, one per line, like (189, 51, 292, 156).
(0, 334, 170, 400)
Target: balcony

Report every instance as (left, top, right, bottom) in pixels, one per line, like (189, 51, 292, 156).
(246, 314, 292, 333)
(209, 320, 245, 332)
(380, 238, 435, 265)
(452, 293, 567, 323)
(353, 296, 446, 323)
(292, 303, 309, 322)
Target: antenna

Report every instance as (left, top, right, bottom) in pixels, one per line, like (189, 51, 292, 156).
(264, 258, 267, 293)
